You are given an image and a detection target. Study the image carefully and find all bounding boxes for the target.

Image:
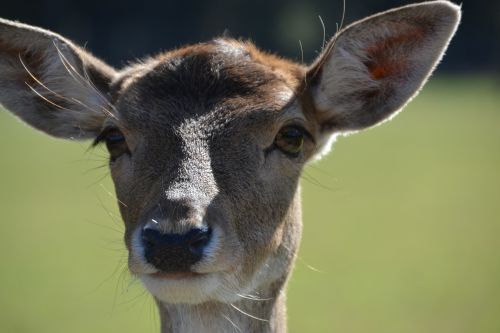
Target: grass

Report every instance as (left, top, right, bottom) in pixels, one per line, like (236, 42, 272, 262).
(0, 76, 499, 332)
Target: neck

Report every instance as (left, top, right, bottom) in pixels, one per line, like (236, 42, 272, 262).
(157, 281, 288, 333)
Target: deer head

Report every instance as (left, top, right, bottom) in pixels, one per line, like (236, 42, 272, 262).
(0, 1, 460, 332)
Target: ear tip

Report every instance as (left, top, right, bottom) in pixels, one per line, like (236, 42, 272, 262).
(434, 0, 462, 11)
(420, 1, 462, 23)
(436, 2, 463, 39)
(407, 1, 461, 39)
(437, 1, 462, 20)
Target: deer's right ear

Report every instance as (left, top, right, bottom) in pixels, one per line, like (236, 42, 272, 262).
(0, 18, 117, 139)
(305, 1, 460, 155)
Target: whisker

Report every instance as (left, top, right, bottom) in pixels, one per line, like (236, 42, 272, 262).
(86, 171, 110, 188)
(20, 52, 114, 119)
(280, 242, 324, 273)
(70, 96, 111, 116)
(304, 263, 324, 273)
(89, 256, 127, 295)
(94, 193, 123, 229)
(52, 42, 117, 119)
(19, 54, 73, 103)
(301, 170, 337, 192)
(111, 265, 131, 314)
(235, 293, 273, 302)
(100, 183, 128, 208)
(307, 164, 338, 179)
(86, 219, 123, 235)
(310, 0, 347, 80)
(24, 82, 71, 111)
(298, 40, 304, 64)
(339, 0, 346, 32)
(230, 303, 269, 322)
(80, 164, 108, 176)
(81, 58, 118, 111)
(70, 157, 108, 163)
(222, 314, 243, 333)
(318, 15, 326, 50)
(116, 283, 149, 308)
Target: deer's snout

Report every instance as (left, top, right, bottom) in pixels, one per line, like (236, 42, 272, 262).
(142, 226, 212, 272)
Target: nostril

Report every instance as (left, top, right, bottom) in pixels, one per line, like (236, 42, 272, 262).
(188, 227, 212, 255)
(142, 236, 153, 248)
(142, 228, 161, 248)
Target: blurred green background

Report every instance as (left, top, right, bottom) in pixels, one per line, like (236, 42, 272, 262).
(1, 0, 500, 331)
(1, 76, 499, 332)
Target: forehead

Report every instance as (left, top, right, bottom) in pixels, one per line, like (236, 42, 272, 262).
(115, 39, 305, 131)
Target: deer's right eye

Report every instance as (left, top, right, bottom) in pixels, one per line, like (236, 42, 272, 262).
(93, 128, 130, 162)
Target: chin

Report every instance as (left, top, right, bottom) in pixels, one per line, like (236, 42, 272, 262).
(139, 271, 240, 304)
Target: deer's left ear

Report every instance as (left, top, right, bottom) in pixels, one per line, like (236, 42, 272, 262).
(306, 1, 460, 139)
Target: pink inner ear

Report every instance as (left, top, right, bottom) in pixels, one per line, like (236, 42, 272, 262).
(365, 25, 425, 80)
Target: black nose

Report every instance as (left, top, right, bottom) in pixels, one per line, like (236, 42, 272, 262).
(142, 226, 212, 272)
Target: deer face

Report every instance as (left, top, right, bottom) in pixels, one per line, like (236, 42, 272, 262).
(0, 1, 460, 306)
(107, 42, 310, 303)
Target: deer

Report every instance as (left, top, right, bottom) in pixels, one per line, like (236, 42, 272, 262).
(0, 1, 460, 332)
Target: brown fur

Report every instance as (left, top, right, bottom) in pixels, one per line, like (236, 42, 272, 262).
(0, 2, 460, 332)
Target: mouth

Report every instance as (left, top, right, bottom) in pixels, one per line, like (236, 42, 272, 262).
(138, 270, 224, 304)
(150, 271, 204, 280)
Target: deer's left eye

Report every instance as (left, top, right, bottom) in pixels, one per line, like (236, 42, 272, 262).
(275, 126, 306, 157)
(93, 128, 130, 162)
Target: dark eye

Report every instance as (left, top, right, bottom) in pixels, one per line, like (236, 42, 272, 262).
(93, 128, 130, 161)
(275, 126, 306, 157)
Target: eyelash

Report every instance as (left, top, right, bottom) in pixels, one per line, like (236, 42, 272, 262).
(92, 127, 130, 161)
(265, 125, 314, 158)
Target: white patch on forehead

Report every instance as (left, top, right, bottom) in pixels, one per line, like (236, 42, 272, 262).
(213, 39, 249, 59)
(274, 87, 294, 104)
